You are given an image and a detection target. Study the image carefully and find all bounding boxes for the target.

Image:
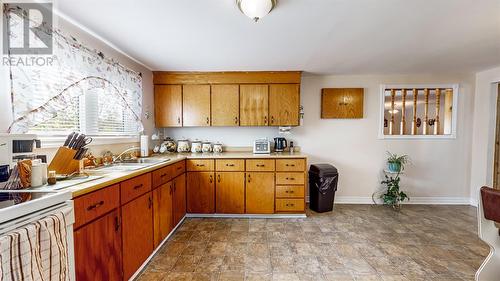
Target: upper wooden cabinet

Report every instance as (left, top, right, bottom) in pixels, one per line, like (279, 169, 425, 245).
(153, 71, 302, 127)
(269, 84, 300, 126)
(211, 85, 239, 126)
(240, 84, 269, 126)
(154, 85, 182, 127)
(183, 84, 211, 126)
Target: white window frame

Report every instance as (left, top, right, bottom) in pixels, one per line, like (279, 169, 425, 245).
(378, 83, 459, 139)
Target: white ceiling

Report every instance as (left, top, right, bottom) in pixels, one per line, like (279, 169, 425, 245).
(57, 0, 500, 74)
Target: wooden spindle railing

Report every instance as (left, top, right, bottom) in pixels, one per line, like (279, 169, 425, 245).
(400, 89, 407, 135)
(412, 89, 418, 135)
(390, 89, 395, 135)
(444, 89, 453, 134)
(423, 88, 429, 135)
(434, 88, 441, 135)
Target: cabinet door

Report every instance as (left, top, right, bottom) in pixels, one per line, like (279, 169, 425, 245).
(246, 172, 275, 214)
(154, 85, 182, 127)
(173, 173, 187, 226)
(187, 172, 215, 214)
(183, 84, 211, 126)
(122, 192, 154, 280)
(269, 84, 300, 126)
(240, 85, 269, 126)
(211, 84, 240, 126)
(153, 182, 173, 248)
(216, 172, 245, 214)
(74, 209, 122, 281)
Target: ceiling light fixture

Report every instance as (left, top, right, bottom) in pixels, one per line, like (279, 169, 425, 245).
(237, 0, 277, 22)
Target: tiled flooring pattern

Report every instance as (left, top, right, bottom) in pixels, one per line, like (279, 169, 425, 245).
(137, 205, 489, 281)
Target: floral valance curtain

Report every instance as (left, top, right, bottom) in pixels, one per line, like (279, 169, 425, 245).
(5, 5, 143, 134)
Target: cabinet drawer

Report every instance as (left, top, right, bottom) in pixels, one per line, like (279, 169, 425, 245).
(275, 199, 305, 212)
(276, 172, 305, 185)
(276, 185, 304, 198)
(74, 184, 120, 229)
(216, 159, 245, 171)
(171, 160, 186, 177)
(121, 173, 152, 204)
(276, 159, 305, 171)
(152, 166, 171, 188)
(187, 159, 214, 171)
(246, 159, 275, 172)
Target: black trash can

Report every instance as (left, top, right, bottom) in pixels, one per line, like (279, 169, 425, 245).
(309, 164, 338, 212)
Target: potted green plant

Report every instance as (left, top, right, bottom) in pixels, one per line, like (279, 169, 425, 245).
(381, 174, 409, 210)
(386, 152, 409, 173)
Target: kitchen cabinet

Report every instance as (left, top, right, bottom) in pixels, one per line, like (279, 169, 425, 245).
(187, 172, 215, 213)
(183, 84, 211, 126)
(216, 172, 245, 213)
(154, 85, 182, 127)
(246, 172, 275, 214)
(211, 84, 240, 126)
(74, 209, 122, 281)
(240, 84, 269, 126)
(269, 84, 300, 126)
(121, 192, 154, 280)
(172, 173, 186, 226)
(153, 181, 173, 248)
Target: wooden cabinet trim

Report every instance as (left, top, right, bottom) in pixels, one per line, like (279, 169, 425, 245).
(153, 71, 302, 84)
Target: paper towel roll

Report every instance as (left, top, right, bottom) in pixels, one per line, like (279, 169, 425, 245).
(31, 164, 44, 187)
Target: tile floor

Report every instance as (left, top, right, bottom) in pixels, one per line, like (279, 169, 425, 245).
(136, 205, 489, 281)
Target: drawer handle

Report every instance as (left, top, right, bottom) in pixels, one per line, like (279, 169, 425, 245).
(234, 116, 238, 124)
(285, 190, 294, 193)
(271, 116, 274, 124)
(177, 166, 182, 170)
(285, 203, 295, 207)
(286, 164, 296, 167)
(114, 216, 120, 232)
(87, 200, 104, 211)
(225, 164, 235, 167)
(160, 173, 167, 178)
(169, 184, 173, 195)
(148, 196, 152, 209)
(286, 177, 295, 180)
(217, 174, 221, 183)
(206, 117, 210, 124)
(177, 117, 181, 124)
(209, 175, 213, 183)
(196, 164, 205, 167)
(256, 164, 265, 167)
(133, 184, 143, 190)
(247, 174, 251, 183)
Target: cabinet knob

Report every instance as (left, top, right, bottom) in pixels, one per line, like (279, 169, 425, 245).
(271, 116, 274, 124)
(177, 117, 181, 124)
(264, 116, 268, 125)
(114, 216, 120, 232)
(247, 174, 251, 183)
(209, 175, 213, 183)
(133, 184, 143, 190)
(148, 197, 152, 209)
(87, 200, 104, 211)
(196, 164, 205, 167)
(206, 117, 210, 124)
(286, 177, 295, 180)
(286, 203, 295, 207)
(234, 116, 238, 124)
(285, 164, 295, 167)
(217, 174, 221, 183)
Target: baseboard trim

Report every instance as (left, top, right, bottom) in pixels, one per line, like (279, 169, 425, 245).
(307, 195, 474, 205)
(186, 213, 307, 219)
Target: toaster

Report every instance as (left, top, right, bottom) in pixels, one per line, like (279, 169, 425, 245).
(253, 139, 271, 154)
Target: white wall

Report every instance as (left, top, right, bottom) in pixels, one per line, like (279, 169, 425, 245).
(166, 73, 476, 203)
(0, 14, 154, 158)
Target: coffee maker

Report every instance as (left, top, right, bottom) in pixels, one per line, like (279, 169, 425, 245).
(273, 137, 287, 152)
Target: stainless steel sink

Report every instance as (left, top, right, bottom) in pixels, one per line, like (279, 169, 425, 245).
(93, 158, 170, 172)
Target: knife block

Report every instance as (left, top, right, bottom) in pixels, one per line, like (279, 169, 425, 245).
(48, 147, 80, 174)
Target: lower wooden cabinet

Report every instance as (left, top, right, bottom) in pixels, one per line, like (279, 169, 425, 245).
(216, 172, 245, 214)
(74, 209, 122, 281)
(187, 172, 215, 213)
(153, 181, 173, 248)
(122, 192, 154, 280)
(173, 173, 186, 226)
(246, 172, 275, 214)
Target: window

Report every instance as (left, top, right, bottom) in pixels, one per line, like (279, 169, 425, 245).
(5, 7, 143, 135)
(379, 84, 458, 139)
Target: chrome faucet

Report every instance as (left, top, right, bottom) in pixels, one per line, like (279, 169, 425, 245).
(103, 146, 140, 164)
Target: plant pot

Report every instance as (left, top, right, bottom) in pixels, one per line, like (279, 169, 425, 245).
(388, 162, 401, 173)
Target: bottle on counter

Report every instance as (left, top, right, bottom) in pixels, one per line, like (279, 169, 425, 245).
(289, 141, 294, 154)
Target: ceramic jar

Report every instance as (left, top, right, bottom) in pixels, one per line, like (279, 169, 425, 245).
(191, 140, 202, 153)
(213, 143, 223, 153)
(202, 142, 212, 153)
(177, 139, 190, 153)
(164, 137, 177, 153)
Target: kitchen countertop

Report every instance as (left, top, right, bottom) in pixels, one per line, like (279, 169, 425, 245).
(39, 152, 307, 198)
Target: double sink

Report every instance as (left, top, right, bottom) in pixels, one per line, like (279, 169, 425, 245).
(93, 157, 171, 172)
